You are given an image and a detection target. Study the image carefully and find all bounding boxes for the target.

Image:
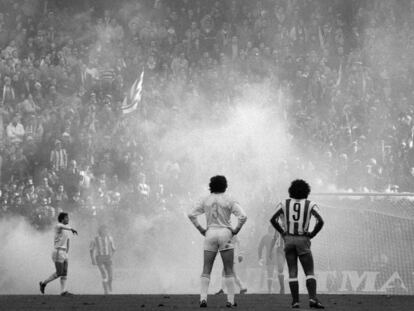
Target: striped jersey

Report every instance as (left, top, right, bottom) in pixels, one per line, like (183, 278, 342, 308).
(99, 68, 115, 83)
(188, 193, 247, 230)
(258, 232, 284, 261)
(274, 199, 320, 235)
(50, 148, 67, 171)
(90, 235, 116, 256)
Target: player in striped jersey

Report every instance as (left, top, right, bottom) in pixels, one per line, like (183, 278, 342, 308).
(270, 179, 324, 309)
(258, 225, 285, 294)
(188, 175, 247, 308)
(90, 225, 116, 294)
(39, 212, 78, 296)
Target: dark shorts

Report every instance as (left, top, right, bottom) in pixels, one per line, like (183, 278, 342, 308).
(284, 235, 311, 256)
(96, 255, 112, 266)
(55, 260, 68, 277)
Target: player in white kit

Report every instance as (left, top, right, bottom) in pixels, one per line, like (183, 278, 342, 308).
(39, 212, 78, 296)
(188, 175, 247, 308)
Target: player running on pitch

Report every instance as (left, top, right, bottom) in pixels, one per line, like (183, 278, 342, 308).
(258, 225, 285, 294)
(270, 179, 325, 309)
(188, 175, 247, 308)
(39, 212, 78, 296)
(90, 224, 116, 294)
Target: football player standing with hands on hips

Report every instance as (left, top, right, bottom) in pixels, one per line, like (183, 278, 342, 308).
(270, 179, 325, 309)
(188, 175, 247, 308)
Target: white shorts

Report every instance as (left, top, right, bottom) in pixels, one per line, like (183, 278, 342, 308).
(51, 249, 68, 263)
(204, 227, 234, 252)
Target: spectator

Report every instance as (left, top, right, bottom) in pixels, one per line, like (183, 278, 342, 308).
(137, 172, 150, 203)
(2, 76, 16, 110)
(36, 177, 54, 204)
(10, 147, 29, 181)
(6, 114, 25, 145)
(62, 159, 83, 197)
(51, 184, 68, 212)
(50, 139, 67, 173)
(23, 181, 38, 211)
(31, 197, 55, 230)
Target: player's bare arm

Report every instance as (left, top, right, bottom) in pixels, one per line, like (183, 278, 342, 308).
(60, 224, 78, 235)
(230, 203, 247, 235)
(110, 238, 116, 254)
(270, 209, 285, 236)
(188, 201, 207, 235)
(307, 208, 324, 239)
(188, 214, 207, 235)
(230, 216, 247, 235)
(268, 233, 277, 259)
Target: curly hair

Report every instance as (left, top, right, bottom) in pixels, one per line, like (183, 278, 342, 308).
(209, 175, 228, 193)
(58, 212, 68, 223)
(288, 179, 311, 200)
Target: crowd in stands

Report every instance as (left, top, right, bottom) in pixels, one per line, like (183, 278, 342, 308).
(1, 0, 414, 232)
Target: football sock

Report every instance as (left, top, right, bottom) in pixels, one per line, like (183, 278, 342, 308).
(43, 273, 58, 284)
(306, 276, 317, 300)
(224, 276, 235, 304)
(60, 277, 67, 293)
(200, 275, 210, 301)
(289, 280, 299, 302)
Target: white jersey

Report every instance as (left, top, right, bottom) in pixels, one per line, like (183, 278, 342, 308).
(54, 223, 70, 249)
(188, 193, 247, 229)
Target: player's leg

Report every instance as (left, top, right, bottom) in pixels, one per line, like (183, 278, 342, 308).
(259, 264, 266, 290)
(215, 268, 226, 295)
(233, 261, 247, 294)
(97, 264, 109, 294)
(220, 248, 236, 306)
(298, 239, 324, 309)
(265, 264, 275, 293)
(105, 261, 113, 292)
(60, 260, 70, 295)
(285, 246, 299, 307)
(41, 271, 59, 285)
(276, 250, 285, 294)
(298, 252, 319, 306)
(200, 250, 217, 306)
(40, 264, 60, 294)
(40, 251, 61, 293)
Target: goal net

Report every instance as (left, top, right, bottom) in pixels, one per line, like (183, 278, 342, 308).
(242, 192, 414, 295)
(309, 193, 414, 295)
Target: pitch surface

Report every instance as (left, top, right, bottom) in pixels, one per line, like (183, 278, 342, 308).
(0, 294, 413, 310)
